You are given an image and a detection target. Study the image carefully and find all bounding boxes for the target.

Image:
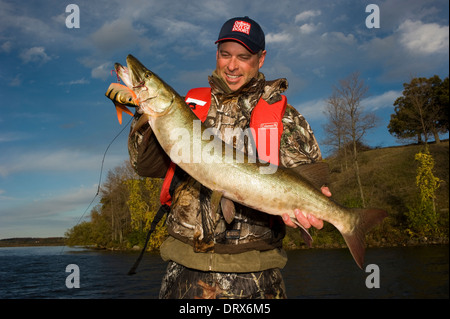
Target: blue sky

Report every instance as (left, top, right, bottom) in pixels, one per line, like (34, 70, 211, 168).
(0, 0, 448, 239)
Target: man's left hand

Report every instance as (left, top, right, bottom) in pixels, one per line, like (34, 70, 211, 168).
(282, 186, 331, 229)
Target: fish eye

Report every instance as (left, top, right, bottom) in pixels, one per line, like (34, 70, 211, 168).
(145, 71, 152, 78)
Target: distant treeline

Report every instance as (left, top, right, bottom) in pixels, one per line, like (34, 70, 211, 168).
(0, 237, 65, 247)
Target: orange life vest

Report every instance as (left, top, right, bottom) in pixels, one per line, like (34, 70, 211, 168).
(159, 87, 287, 206)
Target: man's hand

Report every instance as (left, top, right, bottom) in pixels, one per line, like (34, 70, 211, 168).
(282, 186, 332, 229)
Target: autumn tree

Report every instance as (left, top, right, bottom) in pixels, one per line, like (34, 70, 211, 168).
(126, 177, 165, 250)
(65, 161, 167, 250)
(406, 150, 443, 237)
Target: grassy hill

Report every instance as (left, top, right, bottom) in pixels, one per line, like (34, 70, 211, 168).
(284, 140, 449, 249)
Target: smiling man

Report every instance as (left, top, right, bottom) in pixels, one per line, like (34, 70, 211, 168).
(128, 16, 329, 299)
(216, 40, 265, 91)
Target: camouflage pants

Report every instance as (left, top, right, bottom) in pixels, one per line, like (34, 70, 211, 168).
(159, 261, 287, 299)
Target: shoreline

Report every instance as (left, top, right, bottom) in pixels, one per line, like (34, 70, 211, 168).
(1, 236, 448, 250)
(0, 237, 65, 247)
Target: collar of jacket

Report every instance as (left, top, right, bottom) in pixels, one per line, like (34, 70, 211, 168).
(208, 71, 289, 105)
(209, 71, 266, 96)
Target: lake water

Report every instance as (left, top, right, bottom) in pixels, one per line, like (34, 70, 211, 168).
(0, 245, 448, 299)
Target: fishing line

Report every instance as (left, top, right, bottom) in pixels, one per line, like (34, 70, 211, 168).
(60, 117, 133, 254)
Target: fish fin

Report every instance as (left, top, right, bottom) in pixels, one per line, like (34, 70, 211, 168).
(210, 192, 236, 224)
(341, 208, 388, 269)
(292, 219, 313, 248)
(220, 197, 236, 224)
(130, 113, 151, 137)
(210, 191, 223, 221)
(293, 162, 330, 190)
(115, 103, 134, 124)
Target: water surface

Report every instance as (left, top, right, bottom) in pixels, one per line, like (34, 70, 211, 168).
(0, 245, 447, 299)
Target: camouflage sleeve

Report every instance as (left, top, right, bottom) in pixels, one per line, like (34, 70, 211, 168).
(128, 113, 171, 178)
(279, 104, 322, 168)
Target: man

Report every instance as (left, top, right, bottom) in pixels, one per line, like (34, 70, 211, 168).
(128, 16, 330, 299)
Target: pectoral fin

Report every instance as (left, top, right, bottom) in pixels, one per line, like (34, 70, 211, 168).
(210, 191, 236, 224)
(210, 191, 223, 221)
(292, 218, 313, 248)
(220, 197, 236, 224)
(130, 113, 151, 136)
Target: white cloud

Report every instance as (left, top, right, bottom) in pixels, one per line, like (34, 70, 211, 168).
(0, 132, 27, 143)
(363, 90, 402, 111)
(398, 19, 449, 55)
(90, 19, 151, 53)
(19, 46, 51, 64)
(8, 74, 21, 87)
(0, 148, 119, 177)
(0, 185, 98, 227)
(320, 32, 356, 46)
(91, 62, 112, 81)
(299, 23, 318, 34)
(58, 78, 90, 86)
(295, 98, 327, 121)
(295, 10, 321, 23)
(154, 17, 201, 38)
(295, 90, 402, 122)
(1, 41, 12, 53)
(266, 32, 293, 44)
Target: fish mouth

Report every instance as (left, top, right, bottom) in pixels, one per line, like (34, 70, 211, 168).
(113, 54, 148, 88)
(126, 54, 149, 87)
(114, 62, 133, 87)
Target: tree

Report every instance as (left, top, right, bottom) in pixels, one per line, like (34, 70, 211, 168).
(388, 75, 449, 144)
(323, 93, 350, 171)
(325, 72, 378, 207)
(406, 150, 443, 237)
(99, 163, 136, 244)
(126, 177, 165, 250)
(65, 161, 166, 250)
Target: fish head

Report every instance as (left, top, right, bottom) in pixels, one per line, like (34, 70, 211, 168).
(126, 54, 174, 116)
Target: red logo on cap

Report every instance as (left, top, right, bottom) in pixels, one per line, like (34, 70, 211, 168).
(232, 20, 251, 35)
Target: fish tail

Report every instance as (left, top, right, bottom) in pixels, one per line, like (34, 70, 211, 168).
(342, 208, 387, 269)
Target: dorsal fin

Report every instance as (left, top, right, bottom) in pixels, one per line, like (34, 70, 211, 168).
(292, 162, 330, 190)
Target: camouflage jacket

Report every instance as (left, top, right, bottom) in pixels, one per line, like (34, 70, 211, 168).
(128, 72, 322, 257)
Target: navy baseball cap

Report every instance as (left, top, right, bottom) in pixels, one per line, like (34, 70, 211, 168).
(215, 16, 265, 54)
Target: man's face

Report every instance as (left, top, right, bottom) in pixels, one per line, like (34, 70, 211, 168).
(216, 41, 266, 92)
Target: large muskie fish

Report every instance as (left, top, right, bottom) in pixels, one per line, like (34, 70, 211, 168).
(106, 54, 387, 269)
